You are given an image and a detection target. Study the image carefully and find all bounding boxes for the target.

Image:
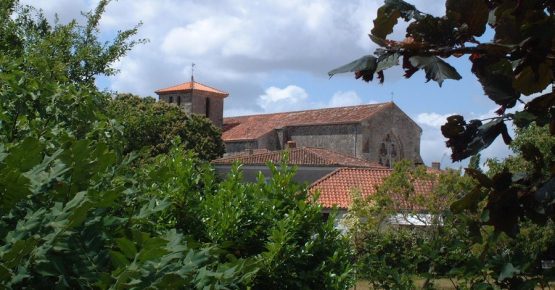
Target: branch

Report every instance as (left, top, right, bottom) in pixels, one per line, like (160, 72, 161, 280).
(380, 43, 513, 58)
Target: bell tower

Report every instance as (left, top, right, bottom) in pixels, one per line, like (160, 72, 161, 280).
(155, 70, 228, 128)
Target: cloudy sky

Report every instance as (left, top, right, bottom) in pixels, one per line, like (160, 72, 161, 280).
(21, 0, 516, 168)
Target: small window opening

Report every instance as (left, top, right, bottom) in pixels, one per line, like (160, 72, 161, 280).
(205, 97, 210, 117)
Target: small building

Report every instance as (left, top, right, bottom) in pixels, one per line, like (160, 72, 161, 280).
(309, 167, 436, 230)
(212, 144, 385, 184)
(155, 80, 228, 128)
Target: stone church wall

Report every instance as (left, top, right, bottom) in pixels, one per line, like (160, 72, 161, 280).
(360, 104, 422, 165)
(287, 124, 360, 158)
(221, 103, 423, 165)
(224, 140, 258, 154)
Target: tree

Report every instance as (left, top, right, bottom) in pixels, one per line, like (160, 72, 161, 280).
(141, 153, 354, 289)
(330, 1, 554, 285)
(1, 0, 145, 87)
(108, 94, 225, 160)
(0, 2, 354, 288)
(344, 161, 477, 289)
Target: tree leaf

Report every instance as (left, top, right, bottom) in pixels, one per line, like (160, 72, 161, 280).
(371, 6, 401, 40)
(328, 55, 377, 78)
(4, 137, 44, 172)
(369, 34, 387, 47)
(116, 238, 138, 259)
(451, 187, 484, 213)
(464, 118, 508, 159)
(446, 0, 489, 37)
(513, 63, 554, 96)
(371, 0, 424, 39)
(535, 177, 555, 204)
(471, 56, 519, 107)
(376, 52, 400, 73)
(408, 56, 462, 86)
(498, 263, 520, 281)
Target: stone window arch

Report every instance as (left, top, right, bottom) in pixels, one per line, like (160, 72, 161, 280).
(379, 133, 403, 168)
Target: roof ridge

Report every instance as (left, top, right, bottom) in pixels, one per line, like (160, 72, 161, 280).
(193, 81, 229, 95)
(155, 81, 228, 95)
(223, 102, 390, 120)
(300, 147, 331, 164)
(308, 167, 398, 192)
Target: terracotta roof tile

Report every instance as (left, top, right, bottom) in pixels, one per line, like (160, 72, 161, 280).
(155, 81, 229, 97)
(212, 147, 385, 168)
(309, 168, 434, 210)
(222, 102, 392, 141)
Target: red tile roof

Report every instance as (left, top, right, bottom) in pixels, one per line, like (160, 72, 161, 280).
(309, 168, 435, 210)
(155, 81, 229, 97)
(212, 147, 385, 168)
(222, 102, 393, 141)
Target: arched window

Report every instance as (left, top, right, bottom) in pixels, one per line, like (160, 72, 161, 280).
(379, 133, 402, 168)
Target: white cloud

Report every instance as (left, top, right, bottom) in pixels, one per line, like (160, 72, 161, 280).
(257, 85, 310, 113)
(19, 0, 91, 24)
(161, 17, 248, 56)
(17, 0, 447, 114)
(416, 112, 455, 128)
(327, 91, 363, 107)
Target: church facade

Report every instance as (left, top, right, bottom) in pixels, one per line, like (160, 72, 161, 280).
(156, 81, 423, 167)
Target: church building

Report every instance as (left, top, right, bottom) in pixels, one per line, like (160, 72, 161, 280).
(155, 81, 423, 167)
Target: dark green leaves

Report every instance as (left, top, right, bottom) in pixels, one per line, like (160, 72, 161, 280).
(408, 56, 462, 86)
(328, 53, 400, 83)
(513, 62, 554, 96)
(446, 0, 488, 37)
(442, 116, 511, 162)
(371, 0, 425, 39)
(376, 52, 400, 74)
(328, 55, 377, 78)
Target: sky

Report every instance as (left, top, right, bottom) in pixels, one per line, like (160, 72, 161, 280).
(21, 0, 516, 169)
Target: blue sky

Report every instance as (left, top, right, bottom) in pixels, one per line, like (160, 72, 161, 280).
(22, 0, 515, 168)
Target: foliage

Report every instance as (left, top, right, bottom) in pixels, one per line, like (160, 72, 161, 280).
(107, 94, 225, 160)
(331, 1, 555, 287)
(0, 2, 354, 289)
(1, 0, 145, 87)
(347, 159, 555, 289)
(0, 136, 259, 289)
(345, 161, 473, 288)
(141, 153, 354, 289)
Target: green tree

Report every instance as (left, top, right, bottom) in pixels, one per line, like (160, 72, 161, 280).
(1, 0, 145, 87)
(140, 153, 353, 289)
(345, 161, 476, 289)
(108, 94, 225, 160)
(331, 1, 555, 287)
(0, 2, 354, 288)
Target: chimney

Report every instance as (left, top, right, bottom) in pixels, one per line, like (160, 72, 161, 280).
(286, 141, 297, 149)
(431, 162, 440, 170)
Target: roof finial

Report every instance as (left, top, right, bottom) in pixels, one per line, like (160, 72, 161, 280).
(191, 62, 195, 82)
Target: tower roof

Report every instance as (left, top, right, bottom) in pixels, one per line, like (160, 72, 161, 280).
(155, 81, 229, 97)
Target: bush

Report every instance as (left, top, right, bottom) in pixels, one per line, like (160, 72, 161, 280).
(108, 94, 225, 160)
